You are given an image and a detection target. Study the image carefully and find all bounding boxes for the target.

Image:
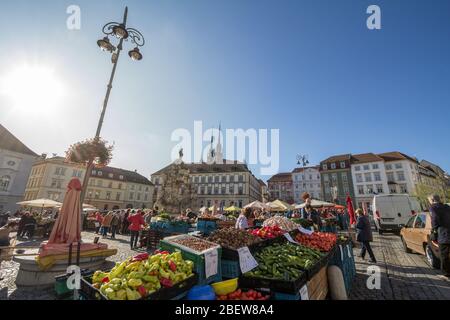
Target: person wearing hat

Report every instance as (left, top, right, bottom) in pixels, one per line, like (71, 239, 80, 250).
(356, 208, 377, 263)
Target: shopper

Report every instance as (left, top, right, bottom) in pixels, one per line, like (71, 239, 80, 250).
(101, 211, 113, 238)
(355, 208, 377, 263)
(235, 208, 251, 230)
(428, 194, 450, 280)
(121, 209, 131, 235)
(94, 211, 103, 234)
(110, 211, 119, 239)
(128, 210, 145, 249)
(24, 213, 37, 239)
(17, 212, 27, 238)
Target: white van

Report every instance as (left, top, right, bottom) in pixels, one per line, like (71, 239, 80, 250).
(372, 194, 421, 234)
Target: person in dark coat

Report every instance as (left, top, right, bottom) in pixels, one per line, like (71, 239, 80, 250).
(428, 194, 450, 280)
(356, 208, 377, 263)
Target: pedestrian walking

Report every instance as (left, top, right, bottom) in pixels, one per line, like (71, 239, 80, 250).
(235, 208, 251, 230)
(356, 208, 377, 263)
(24, 214, 37, 239)
(428, 194, 450, 280)
(110, 211, 119, 239)
(121, 209, 131, 235)
(101, 211, 113, 238)
(128, 210, 145, 249)
(17, 212, 27, 238)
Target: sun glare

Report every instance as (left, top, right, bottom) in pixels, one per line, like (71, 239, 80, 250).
(0, 65, 65, 113)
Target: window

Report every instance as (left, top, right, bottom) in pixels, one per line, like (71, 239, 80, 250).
(118, 183, 122, 190)
(376, 184, 384, 194)
(414, 214, 426, 229)
(51, 178, 58, 188)
(214, 176, 220, 183)
(366, 185, 374, 194)
(331, 173, 338, 183)
(108, 173, 114, 178)
(131, 184, 135, 190)
(341, 173, 348, 182)
(364, 173, 372, 182)
(355, 166, 361, 171)
(238, 186, 243, 195)
(72, 169, 78, 177)
(385, 164, 392, 170)
(387, 172, 395, 182)
(343, 185, 350, 194)
(389, 185, 397, 194)
(116, 192, 121, 201)
(340, 162, 346, 169)
(363, 165, 370, 171)
(229, 185, 234, 194)
(201, 176, 206, 183)
(238, 200, 243, 208)
(399, 184, 408, 193)
(138, 185, 142, 191)
(97, 180, 103, 187)
(372, 164, 379, 170)
(323, 174, 329, 182)
(0, 175, 11, 191)
(357, 185, 365, 195)
(374, 172, 381, 181)
(119, 175, 124, 180)
(221, 186, 226, 194)
(87, 190, 93, 198)
(97, 171, 103, 176)
(144, 194, 148, 201)
(406, 216, 416, 228)
(95, 191, 100, 199)
(108, 182, 113, 188)
(238, 175, 244, 182)
(322, 164, 327, 170)
(207, 187, 212, 195)
(230, 175, 235, 182)
(331, 163, 336, 169)
(129, 192, 134, 200)
(309, 174, 313, 180)
(356, 174, 363, 183)
(208, 176, 213, 183)
(137, 193, 141, 201)
(397, 171, 405, 181)
(395, 163, 403, 169)
(106, 192, 111, 200)
(214, 187, 219, 194)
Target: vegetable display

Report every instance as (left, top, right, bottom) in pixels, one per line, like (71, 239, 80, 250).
(245, 243, 323, 281)
(207, 228, 261, 249)
(217, 289, 270, 301)
(249, 226, 285, 239)
(262, 216, 298, 231)
(294, 232, 337, 252)
(91, 251, 194, 300)
(171, 235, 218, 252)
(290, 218, 313, 228)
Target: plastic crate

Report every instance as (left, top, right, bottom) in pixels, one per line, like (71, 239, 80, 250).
(221, 259, 241, 279)
(329, 240, 356, 294)
(54, 269, 93, 298)
(79, 273, 198, 300)
(196, 220, 218, 235)
(159, 236, 222, 285)
(239, 270, 308, 295)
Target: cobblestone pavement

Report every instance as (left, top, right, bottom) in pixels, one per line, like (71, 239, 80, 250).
(350, 231, 450, 300)
(0, 231, 145, 300)
(2, 230, 449, 300)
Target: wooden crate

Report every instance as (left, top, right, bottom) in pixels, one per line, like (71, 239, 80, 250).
(306, 266, 328, 300)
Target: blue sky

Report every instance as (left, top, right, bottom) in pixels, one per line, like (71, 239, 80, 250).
(0, 0, 449, 180)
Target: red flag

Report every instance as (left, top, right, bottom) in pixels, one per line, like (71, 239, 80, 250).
(346, 195, 356, 225)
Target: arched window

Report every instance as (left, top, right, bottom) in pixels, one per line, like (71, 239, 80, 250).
(0, 176, 11, 191)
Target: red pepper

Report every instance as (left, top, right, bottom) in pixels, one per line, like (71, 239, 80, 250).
(137, 285, 147, 297)
(160, 277, 173, 288)
(168, 260, 177, 272)
(101, 277, 110, 283)
(159, 251, 169, 255)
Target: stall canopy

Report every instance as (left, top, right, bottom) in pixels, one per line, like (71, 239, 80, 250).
(244, 200, 269, 210)
(17, 198, 62, 208)
(268, 200, 295, 212)
(295, 199, 335, 209)
(224, 206, 241, 212)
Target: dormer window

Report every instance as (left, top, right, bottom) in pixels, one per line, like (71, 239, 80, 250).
(119, 175, 124, 180)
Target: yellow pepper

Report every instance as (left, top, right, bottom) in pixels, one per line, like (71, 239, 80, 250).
(127, 278, 143, 288)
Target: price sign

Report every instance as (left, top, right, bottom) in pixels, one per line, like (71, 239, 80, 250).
(298, 226, 314, 235)
(284, 233, 299, 244)
(238, 246, 259, 273)
(204, 249, 219, 279)
(299, 284, 309, 300)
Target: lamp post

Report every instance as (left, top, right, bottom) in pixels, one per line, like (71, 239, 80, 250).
(80, 7, 145, 204)
(296, 154, 309, 167)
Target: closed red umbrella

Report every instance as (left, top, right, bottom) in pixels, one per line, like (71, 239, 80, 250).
(48, 178, 82, 244)
(346, 195, 356, 225)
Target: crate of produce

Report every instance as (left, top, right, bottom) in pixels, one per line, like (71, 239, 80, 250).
(239, 242, 322, 295)
(79, 251, 198, 300)
(306, 265, 328, 300)
(142, 229, 175, 251)
(206, 228, 264, 261)
(216, 288, 272, 301)
(159, 235, 222, 285)
(80, 273, 198, 300)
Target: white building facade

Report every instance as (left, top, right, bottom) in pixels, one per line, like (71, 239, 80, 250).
(378, 152, 420, 196)
(350, 153, 390, 211)
(292, 166, 322, 202)
(0, 124, 38, 213)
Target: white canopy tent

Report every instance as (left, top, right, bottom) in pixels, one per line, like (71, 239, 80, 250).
(295, 199, 335, 209)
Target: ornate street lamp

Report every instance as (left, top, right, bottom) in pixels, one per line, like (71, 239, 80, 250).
(80, 7, 145, 203)
(296, 154, 309, 167)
